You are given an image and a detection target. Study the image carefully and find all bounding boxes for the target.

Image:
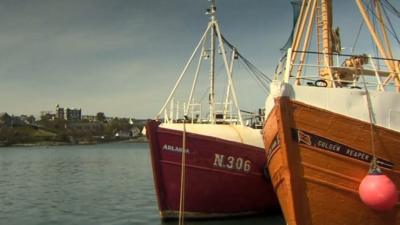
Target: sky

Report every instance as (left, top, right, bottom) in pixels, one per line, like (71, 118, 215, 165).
(0, 0, 399, 119)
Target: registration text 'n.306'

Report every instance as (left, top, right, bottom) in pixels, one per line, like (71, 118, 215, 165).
(213, 153, 251, 173)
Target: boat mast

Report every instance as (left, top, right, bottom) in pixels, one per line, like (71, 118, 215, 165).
(157, 0, 245, 122)
(318, 0, 338, 87)
(212, 1, 244, 125)
(209, 0, 217, 123)
(320, 0, 333, 66)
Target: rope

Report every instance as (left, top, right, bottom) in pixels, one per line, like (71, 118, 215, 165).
(178, 121, 187, 225)
(360, 75, 379, 172)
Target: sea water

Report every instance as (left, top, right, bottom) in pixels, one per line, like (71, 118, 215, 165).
(0, 143, 284, 225)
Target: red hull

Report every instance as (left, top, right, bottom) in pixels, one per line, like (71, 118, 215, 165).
(145, 120, 279, 219)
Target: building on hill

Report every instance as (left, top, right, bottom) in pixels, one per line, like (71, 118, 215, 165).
(0, 113, 12, 127)
(66, 108, 82, 121)
(54, 105, 82, 121)
(56, 105, 65, 120)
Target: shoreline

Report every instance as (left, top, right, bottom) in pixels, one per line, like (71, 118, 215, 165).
(0, 136, 148, 148)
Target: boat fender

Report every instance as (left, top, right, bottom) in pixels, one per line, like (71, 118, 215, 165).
(358, 169, 398, 211)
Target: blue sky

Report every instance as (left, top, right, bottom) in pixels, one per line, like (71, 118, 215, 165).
(0, 0, 398, 118)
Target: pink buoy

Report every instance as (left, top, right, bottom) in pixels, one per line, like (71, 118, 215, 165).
(359, 171, 398, 211)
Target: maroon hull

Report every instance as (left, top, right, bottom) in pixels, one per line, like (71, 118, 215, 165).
(146, 120, 278, 219)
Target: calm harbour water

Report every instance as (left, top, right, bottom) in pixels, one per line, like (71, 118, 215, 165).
(0, 143, 284, 225)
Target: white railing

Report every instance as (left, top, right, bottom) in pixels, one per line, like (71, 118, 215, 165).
(282, 48, 399, 91)
(163, 99, 239, 124)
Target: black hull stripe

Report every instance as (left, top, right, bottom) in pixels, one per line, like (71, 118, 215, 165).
(291, 128, 394, 170)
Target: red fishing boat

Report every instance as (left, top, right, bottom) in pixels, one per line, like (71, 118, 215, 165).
(146, 121, 278, 219)
(145, 0, 278, 219)
(263, 0, 400, 224)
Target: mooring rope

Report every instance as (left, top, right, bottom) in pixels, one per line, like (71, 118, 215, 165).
(360, 75, 379, 171)
(178, 121, 187, 225)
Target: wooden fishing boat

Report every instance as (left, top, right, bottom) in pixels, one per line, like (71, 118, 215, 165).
(146, 0, 278, 219)
(263, 0, 400, 224)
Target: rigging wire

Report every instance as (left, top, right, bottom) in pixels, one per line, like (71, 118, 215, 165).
(175, 33, 272, 118)
(240, 58, 271, 86)
(381, 0, 400, 18)
(362, 0, 400, 47)
(240, 55, 272, 83)
(241, 58, 270, 92)
(215, 34, 273, 89)
(213, 34, 272, 94)
(220, 34, 272, 83)
(367, 0, 381, 58)
(381, 4, 400, 45)
(238, 59, 270, 94)
(351, 20, 365, 53)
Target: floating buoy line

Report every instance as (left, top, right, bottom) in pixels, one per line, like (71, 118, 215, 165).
(358, 74, 398, 211)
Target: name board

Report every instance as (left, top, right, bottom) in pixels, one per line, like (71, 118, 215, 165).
(162, 144, 189, 154)
(292, 129, 393, 169)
